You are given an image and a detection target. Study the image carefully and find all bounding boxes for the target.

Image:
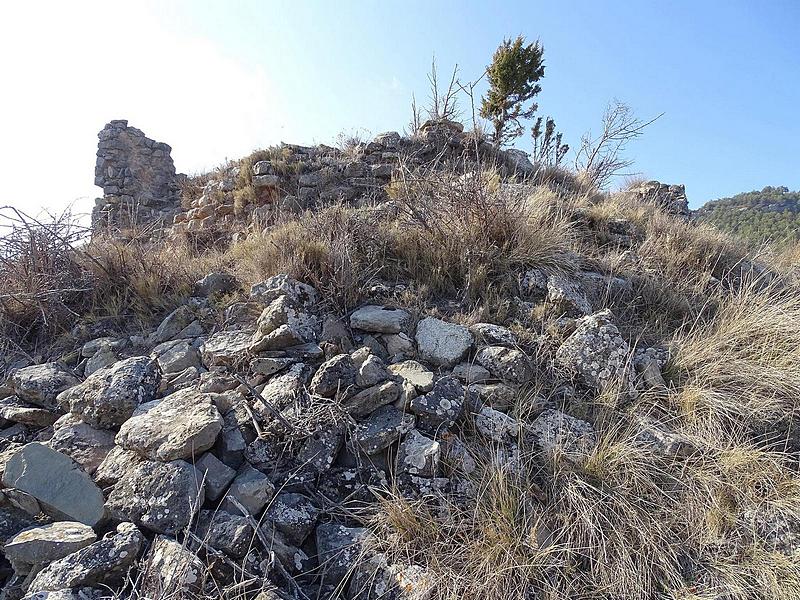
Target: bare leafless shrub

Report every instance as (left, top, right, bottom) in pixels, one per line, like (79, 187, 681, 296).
(0, 206, 92, 347)
(574, 100, 661, 189)
(425, 57, 462, 122)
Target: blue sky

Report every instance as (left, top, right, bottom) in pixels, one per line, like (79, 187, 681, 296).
(2, 0, 798, 216)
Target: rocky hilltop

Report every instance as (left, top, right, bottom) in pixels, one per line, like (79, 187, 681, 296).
(0, 121, 798, 600)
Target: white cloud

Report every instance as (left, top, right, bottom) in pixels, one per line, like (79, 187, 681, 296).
(0, 1, 282, 220)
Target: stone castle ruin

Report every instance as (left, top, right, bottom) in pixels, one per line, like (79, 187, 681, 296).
(93, 120, 181, 230)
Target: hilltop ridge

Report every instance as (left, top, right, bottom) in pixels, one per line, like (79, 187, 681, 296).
(0, 120, 798, 600)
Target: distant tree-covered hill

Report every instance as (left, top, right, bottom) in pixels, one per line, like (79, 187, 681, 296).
(696, 186, 800, 245)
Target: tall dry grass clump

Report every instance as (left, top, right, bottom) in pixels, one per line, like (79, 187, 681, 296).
(387, 162, 579, 302)
(667, 279, 800, 439)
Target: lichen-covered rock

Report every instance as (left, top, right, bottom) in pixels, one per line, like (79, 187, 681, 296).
(249, 295, 318, 353)
(2, 443, 106, 527)
(388, 360, 434, 393)
(309, 354, 357, 398)
(194, 510, 253, 558)
(397, 429, 440, 477)
(263, 492, 320, 545)
(4, 522, 96, 570)
(353, 405, 415, 455)
(475, 346, 533, 384)
(250, 274, 317, 307)
(220, 465, 275, 516)
(409, 376, 465, 433)
(529, 409, 597, 460)
(200, 330, 252, 368)
(116, 387, 223, 461)
(57, 356, 160, 429)
(144, 535, 204, 596)
(48, 414, 116, 475)
(12, 363, 79, 410)
(350, 305, 410, 333)
(105, 459, 204, 535)
(26, 522, 143, 594)
(555, 309, 635, 396)
(415, 317, 473, 367)
(547, 274, 592, 316)
(315, 523, 368, 590)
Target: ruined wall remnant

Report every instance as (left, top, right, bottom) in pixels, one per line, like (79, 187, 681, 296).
(627, 181, 690, 218)
(92, 120, 181, 230)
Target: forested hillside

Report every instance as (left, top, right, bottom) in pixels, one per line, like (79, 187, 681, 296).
(697, 186, 800, 244)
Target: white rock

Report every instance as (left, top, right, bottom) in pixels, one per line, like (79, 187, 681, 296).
(415, 317, 473, 367)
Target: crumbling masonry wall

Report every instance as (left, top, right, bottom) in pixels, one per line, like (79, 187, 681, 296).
(92, 120, 181, 230)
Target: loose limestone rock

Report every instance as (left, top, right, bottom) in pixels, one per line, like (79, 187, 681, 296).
(26, 523, 143, 594)
(353, 405, 415, 455)
(263, 492, 320, 545)
(2, 443, 106, 527)
(388, 360, 434, 393)
(409, 376, 466, 433)
(116, 388, 223, 462)
(48, 414, 116, 475)
(350, 305, 410, 334)
(57, 356, 160, 429)
(310, 354, 358, 398)
(105, 459, 205, 535)
(12, 363, 79, 410)
(220, 465, 275, 516)
(555, 309, 635, 396)
(201, 331, 252, 368)
(4, 522, 96, 570)
(475, 346, 533, 384)
(529, 409, 597, 460)
(415, 317, 473, 367)
(398, 429, 440, 476)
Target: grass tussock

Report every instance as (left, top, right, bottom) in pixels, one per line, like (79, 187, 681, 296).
(667, 280, 800, 438)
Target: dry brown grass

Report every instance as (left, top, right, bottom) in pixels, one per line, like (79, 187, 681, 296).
(666, 279, 800, 439)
